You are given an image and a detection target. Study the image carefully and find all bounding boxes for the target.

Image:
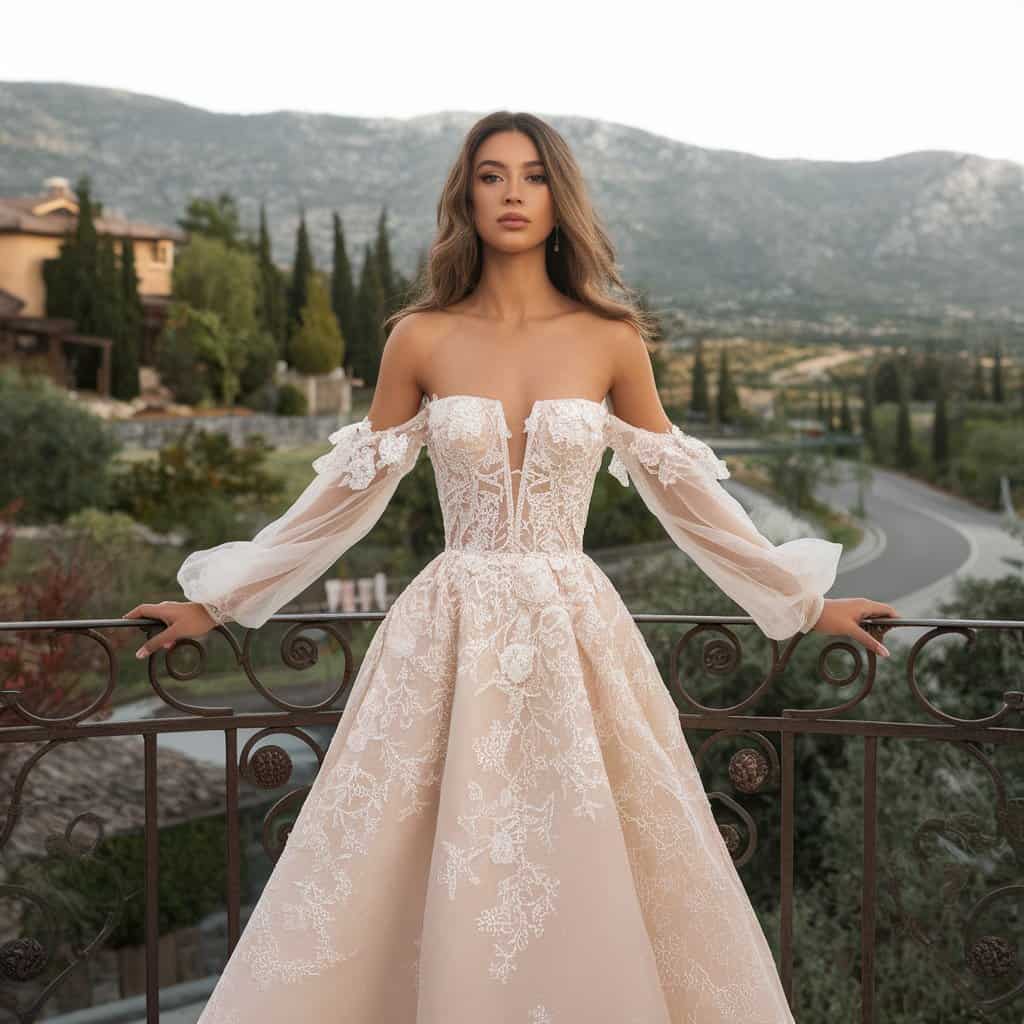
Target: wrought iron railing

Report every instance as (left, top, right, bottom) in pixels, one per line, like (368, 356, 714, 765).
(0, 612, 1021, 1022)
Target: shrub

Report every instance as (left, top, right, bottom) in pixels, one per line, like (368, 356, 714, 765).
(110, 425, 285, 547)
(0, 366, 120, 523)
(14, 811, 246, 948)
(276, 383, 308, 416)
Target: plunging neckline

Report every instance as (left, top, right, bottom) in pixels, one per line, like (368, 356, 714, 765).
(424, 392, 609, 532)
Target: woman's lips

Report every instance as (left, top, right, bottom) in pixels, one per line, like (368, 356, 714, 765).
(499, 218, 528, 228)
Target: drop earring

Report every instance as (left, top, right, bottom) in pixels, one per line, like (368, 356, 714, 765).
(554, 224, 560, 252)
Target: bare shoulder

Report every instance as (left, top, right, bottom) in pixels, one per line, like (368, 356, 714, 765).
(367, 313, 439, 428)
(601, 317, 672, 432)
(596, 317, 652, 389)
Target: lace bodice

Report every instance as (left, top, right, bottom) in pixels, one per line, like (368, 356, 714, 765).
(178, 393, 842, 640)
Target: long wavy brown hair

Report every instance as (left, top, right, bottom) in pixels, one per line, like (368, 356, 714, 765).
(385, 110, 658, 341)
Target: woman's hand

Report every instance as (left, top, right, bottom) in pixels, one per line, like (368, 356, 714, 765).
(122, 601, 220, 659)
(810, 597, 899, 658)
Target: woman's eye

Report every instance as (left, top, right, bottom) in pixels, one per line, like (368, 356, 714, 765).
(479, 173, 547, 184)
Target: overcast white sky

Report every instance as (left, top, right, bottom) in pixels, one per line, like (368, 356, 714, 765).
(6, 0, 1023, 166)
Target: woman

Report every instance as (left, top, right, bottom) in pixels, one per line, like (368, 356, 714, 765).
(125, 111, 897, 1022)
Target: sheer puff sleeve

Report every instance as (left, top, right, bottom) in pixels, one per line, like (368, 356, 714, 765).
(176, 401, 430, 630)
(604, 412, 842, 641)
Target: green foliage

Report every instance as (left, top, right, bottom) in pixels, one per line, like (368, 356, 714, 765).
(330, 212, 357, 371)
(58, 508, 151, 617)
(113, 236, 143, 401)
(286, 214, 314, 343)
(237, 325, 280, 401)
(40, 176, 144, 396)
(167, 233, 278, 404)
(690, 340, 710, 415)
(289, 275, 343, 374)
(715, 346, 743, 425)
(257, 204, 288, 357)
(110, 426, 285, 547)
(172, 233, 260, 336)
(0, 366, 120, 523)
(275, 383, 308, 416)
(15, 812, 243, 949)
(754, 448, 835, 513)
(614, 551, 1023, 1021)
(351, 243, 386, 387)
(957, 421, 1024, 509)
(176, 192, 249, 251)
(156, 302, 249, 407)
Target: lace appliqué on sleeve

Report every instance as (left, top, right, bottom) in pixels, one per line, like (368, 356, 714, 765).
(311, 414, 422, 488)
(607, 423, 730, 489)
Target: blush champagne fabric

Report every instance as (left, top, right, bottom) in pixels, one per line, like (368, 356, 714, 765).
(179, 393, 841, 1023)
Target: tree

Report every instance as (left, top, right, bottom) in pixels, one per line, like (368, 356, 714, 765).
(839, 382, 853, 434)
(896, 356, 915, 468)
(860, 364, 877, 457)
(374, 206, 397, 318)
(111, 235, 143, 401)
(714, 346, 741, 425)
(43, 175, 108, 389)
(256, 203, 288, 358)
(350, 242, 386, 387)
(0, 367, 120, 523)
(969, 351, 987, 400)
(290, 274, 344, 375)
(690, 339, 710, 416)
(330, 212, 357, 373)
(172, 234, 260, 336)
(992, 342, 1005, 403)
(932, 366, 950, 470)
(157, 303, 248, 407)
(286, 208, 314, 346)
(176, 192, 246, 250)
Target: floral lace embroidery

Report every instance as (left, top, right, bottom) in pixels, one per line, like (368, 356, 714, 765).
(311, 408, 427, 487)
(191, 395, 798, 1024)
(606, 421, 730, 488)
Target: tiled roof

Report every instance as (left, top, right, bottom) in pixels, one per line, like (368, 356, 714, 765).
(0, 192, 187, 243)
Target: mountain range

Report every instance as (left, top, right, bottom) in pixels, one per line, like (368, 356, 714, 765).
(1, 81, 1022, 324)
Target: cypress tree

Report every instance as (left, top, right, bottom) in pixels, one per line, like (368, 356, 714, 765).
(111, 236, 142, 400)
(331, 212, 357, 372)
(860, 364, 877, 455)
(256, 203, 288, 358)
(290, 274, 343, 375)
(286, 208, 314, 349)
(969, 352, 987, 400)
(715, 347, 740, 425)
(374, 206, 395, 300)
(932, 365, 949, 469)
(825, 387, 836, 432)
(897, 357, 915, 468)
(690, 339, 709, 415)
(350, 243, 386, 387)
(839, 381, 853, 434)
(993, 342, 1004, 403)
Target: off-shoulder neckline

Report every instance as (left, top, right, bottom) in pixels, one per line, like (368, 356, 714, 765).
(425, 392, 607, 412)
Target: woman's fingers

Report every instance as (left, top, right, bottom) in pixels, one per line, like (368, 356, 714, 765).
(124, 604, 180, 659)
(851, 622, 890, 658)
(135, 621, 182, 660)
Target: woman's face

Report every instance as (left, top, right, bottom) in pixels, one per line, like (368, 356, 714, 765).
(469, 130, 556, 253)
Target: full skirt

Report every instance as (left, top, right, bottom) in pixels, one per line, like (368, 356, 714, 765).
(196, 550, 795, 1024)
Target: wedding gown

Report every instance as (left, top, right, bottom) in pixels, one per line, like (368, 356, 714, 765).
(177, 392, 842, 1024)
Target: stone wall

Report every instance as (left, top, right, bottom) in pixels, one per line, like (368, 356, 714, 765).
(108, 411, 355, 450)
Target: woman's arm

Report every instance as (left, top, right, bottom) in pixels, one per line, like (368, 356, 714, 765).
(604, 322, 897, 652)
(125, 316, 434, 655)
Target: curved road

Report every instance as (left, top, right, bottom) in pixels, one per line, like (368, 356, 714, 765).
(801, 459, 1021, 646)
